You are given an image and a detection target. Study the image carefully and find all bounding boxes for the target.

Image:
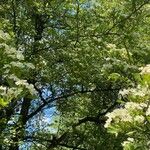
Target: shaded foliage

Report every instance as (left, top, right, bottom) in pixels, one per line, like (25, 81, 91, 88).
(0, 0, 150, 150)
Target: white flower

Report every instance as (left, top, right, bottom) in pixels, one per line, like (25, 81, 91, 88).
(10, 62, 24, 68)
(119, 86, 149, 97)
(0, 86, 7, 96)
(42, 60, 47, 66)
(119, 89, 129, 96)
(104, 108, 132, 128)
(122, 138, 134, 147)
(5, 47, 16, 55)
(9, 74, 19, 81)
(8, 88, 23, 98)
(15, 80, 28, 86)
(15, 80, 37, 95)
(27, 84, 37, 95)
(146, 106, 150, 116)
(122, 141, 131, 147)
(127, 137, 134, 142)
(104, 115, 112, 128)
(3, 138, 10, 144)
(134, 115, 145, 123)
(0, 86, 7, 91)
(106, 43, 116, 49)
(139, 103, 147, 108)
(140, 64, 150, 74)
(105, 57, 111, 61)
(25, 63, 35, 69)
(16, 51, 24, 60)
(125, 102, 145, 111)
(121, 114, 132, 122)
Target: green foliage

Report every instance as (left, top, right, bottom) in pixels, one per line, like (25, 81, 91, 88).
(105, 65, 150, 150)
(0, 30, 36, 109)
(0, 0, 150, 150)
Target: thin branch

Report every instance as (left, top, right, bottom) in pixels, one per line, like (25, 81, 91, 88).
(59, 143, 87, 150)
(74, 101, 118, 127)
(27, 88, 120, 120)
(105, 1, 149, 35)
(74, 0, 80, 47)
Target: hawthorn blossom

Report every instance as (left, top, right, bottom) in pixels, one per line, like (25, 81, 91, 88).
(104, 108, 132, 128)
(134, 115, 145, 123)
(122, 137, 134, 147)
(16, 51, 24, 60)
(146, 106, 150, 116)
(140, 64, 150, 74)
(10, 61, 24, 68)
(125, 102, 147, 111)
(106, 43, 116, 49)
(15, 80, 28, 86)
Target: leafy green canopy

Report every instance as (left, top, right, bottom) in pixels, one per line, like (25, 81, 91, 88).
(0, 0, 150, 150)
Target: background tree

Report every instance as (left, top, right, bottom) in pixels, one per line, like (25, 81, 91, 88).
(0, 0, 150, 149)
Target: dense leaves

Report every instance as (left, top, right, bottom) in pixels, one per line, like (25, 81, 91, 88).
(0, 0, 150, 150)
(105, 65, 150, 150)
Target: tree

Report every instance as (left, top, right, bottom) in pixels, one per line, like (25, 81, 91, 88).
(105, 65, 150, 150)
(0, 0, 150, 149)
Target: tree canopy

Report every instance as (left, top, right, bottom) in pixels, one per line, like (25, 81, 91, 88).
(0, 0, 150, 150)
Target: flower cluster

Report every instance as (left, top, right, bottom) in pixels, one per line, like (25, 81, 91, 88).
(119, 86, 149, 97)
(0, 30, 36, 108)
(104, 64, 150, 150)
(122, 137, 135, 149)
(105, 102, 147, 128)
(104, 109, 132, 128)
(146, 105, 150, 116)
(15, 80, 37, 95)
(140, 64, 150, 74)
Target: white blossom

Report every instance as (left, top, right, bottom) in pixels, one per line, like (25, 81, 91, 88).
(3, 138, 10, 144)
(106, 43, 116, 49)
(6, 87, 20, 96)
(10, 61, 24, 68)
(127, 137, 134, 142)
(15, 80, 28, 86)
(105, 57, 111, 61)
(8, 74, 20, 81)
(104, 116, 113, 128)
(16, 51, 24, 60)
(0, 86, 7, 91)
(25, 63, 35, 69)
(0, 86, 7, 96)
(146, 106, 150, 116)
(122, 141, 131, 147)
(105, 108, 132, 128)
(125, 102, 146, 111)
(119, 86, 149, 98)
(27, 84, 37, 95)
(15, 80, 37, 95)
(4, 47, 16, 55)
(140, 64, 150, 74)
(119, 89, 129, 96)
(122, 138, 134, 147)
(134, 115, 145, 123)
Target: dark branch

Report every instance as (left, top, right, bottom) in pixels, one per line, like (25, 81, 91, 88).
(74, 101, 118, 127)
(59, 143, 87, 150)
(105, 0, 149, 35)
(27, 88, 120, 120)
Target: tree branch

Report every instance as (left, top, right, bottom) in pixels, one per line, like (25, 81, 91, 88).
(74, 101, 118, 127)
(27, 88, 120, 120)
(105, 0, 149, 35)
